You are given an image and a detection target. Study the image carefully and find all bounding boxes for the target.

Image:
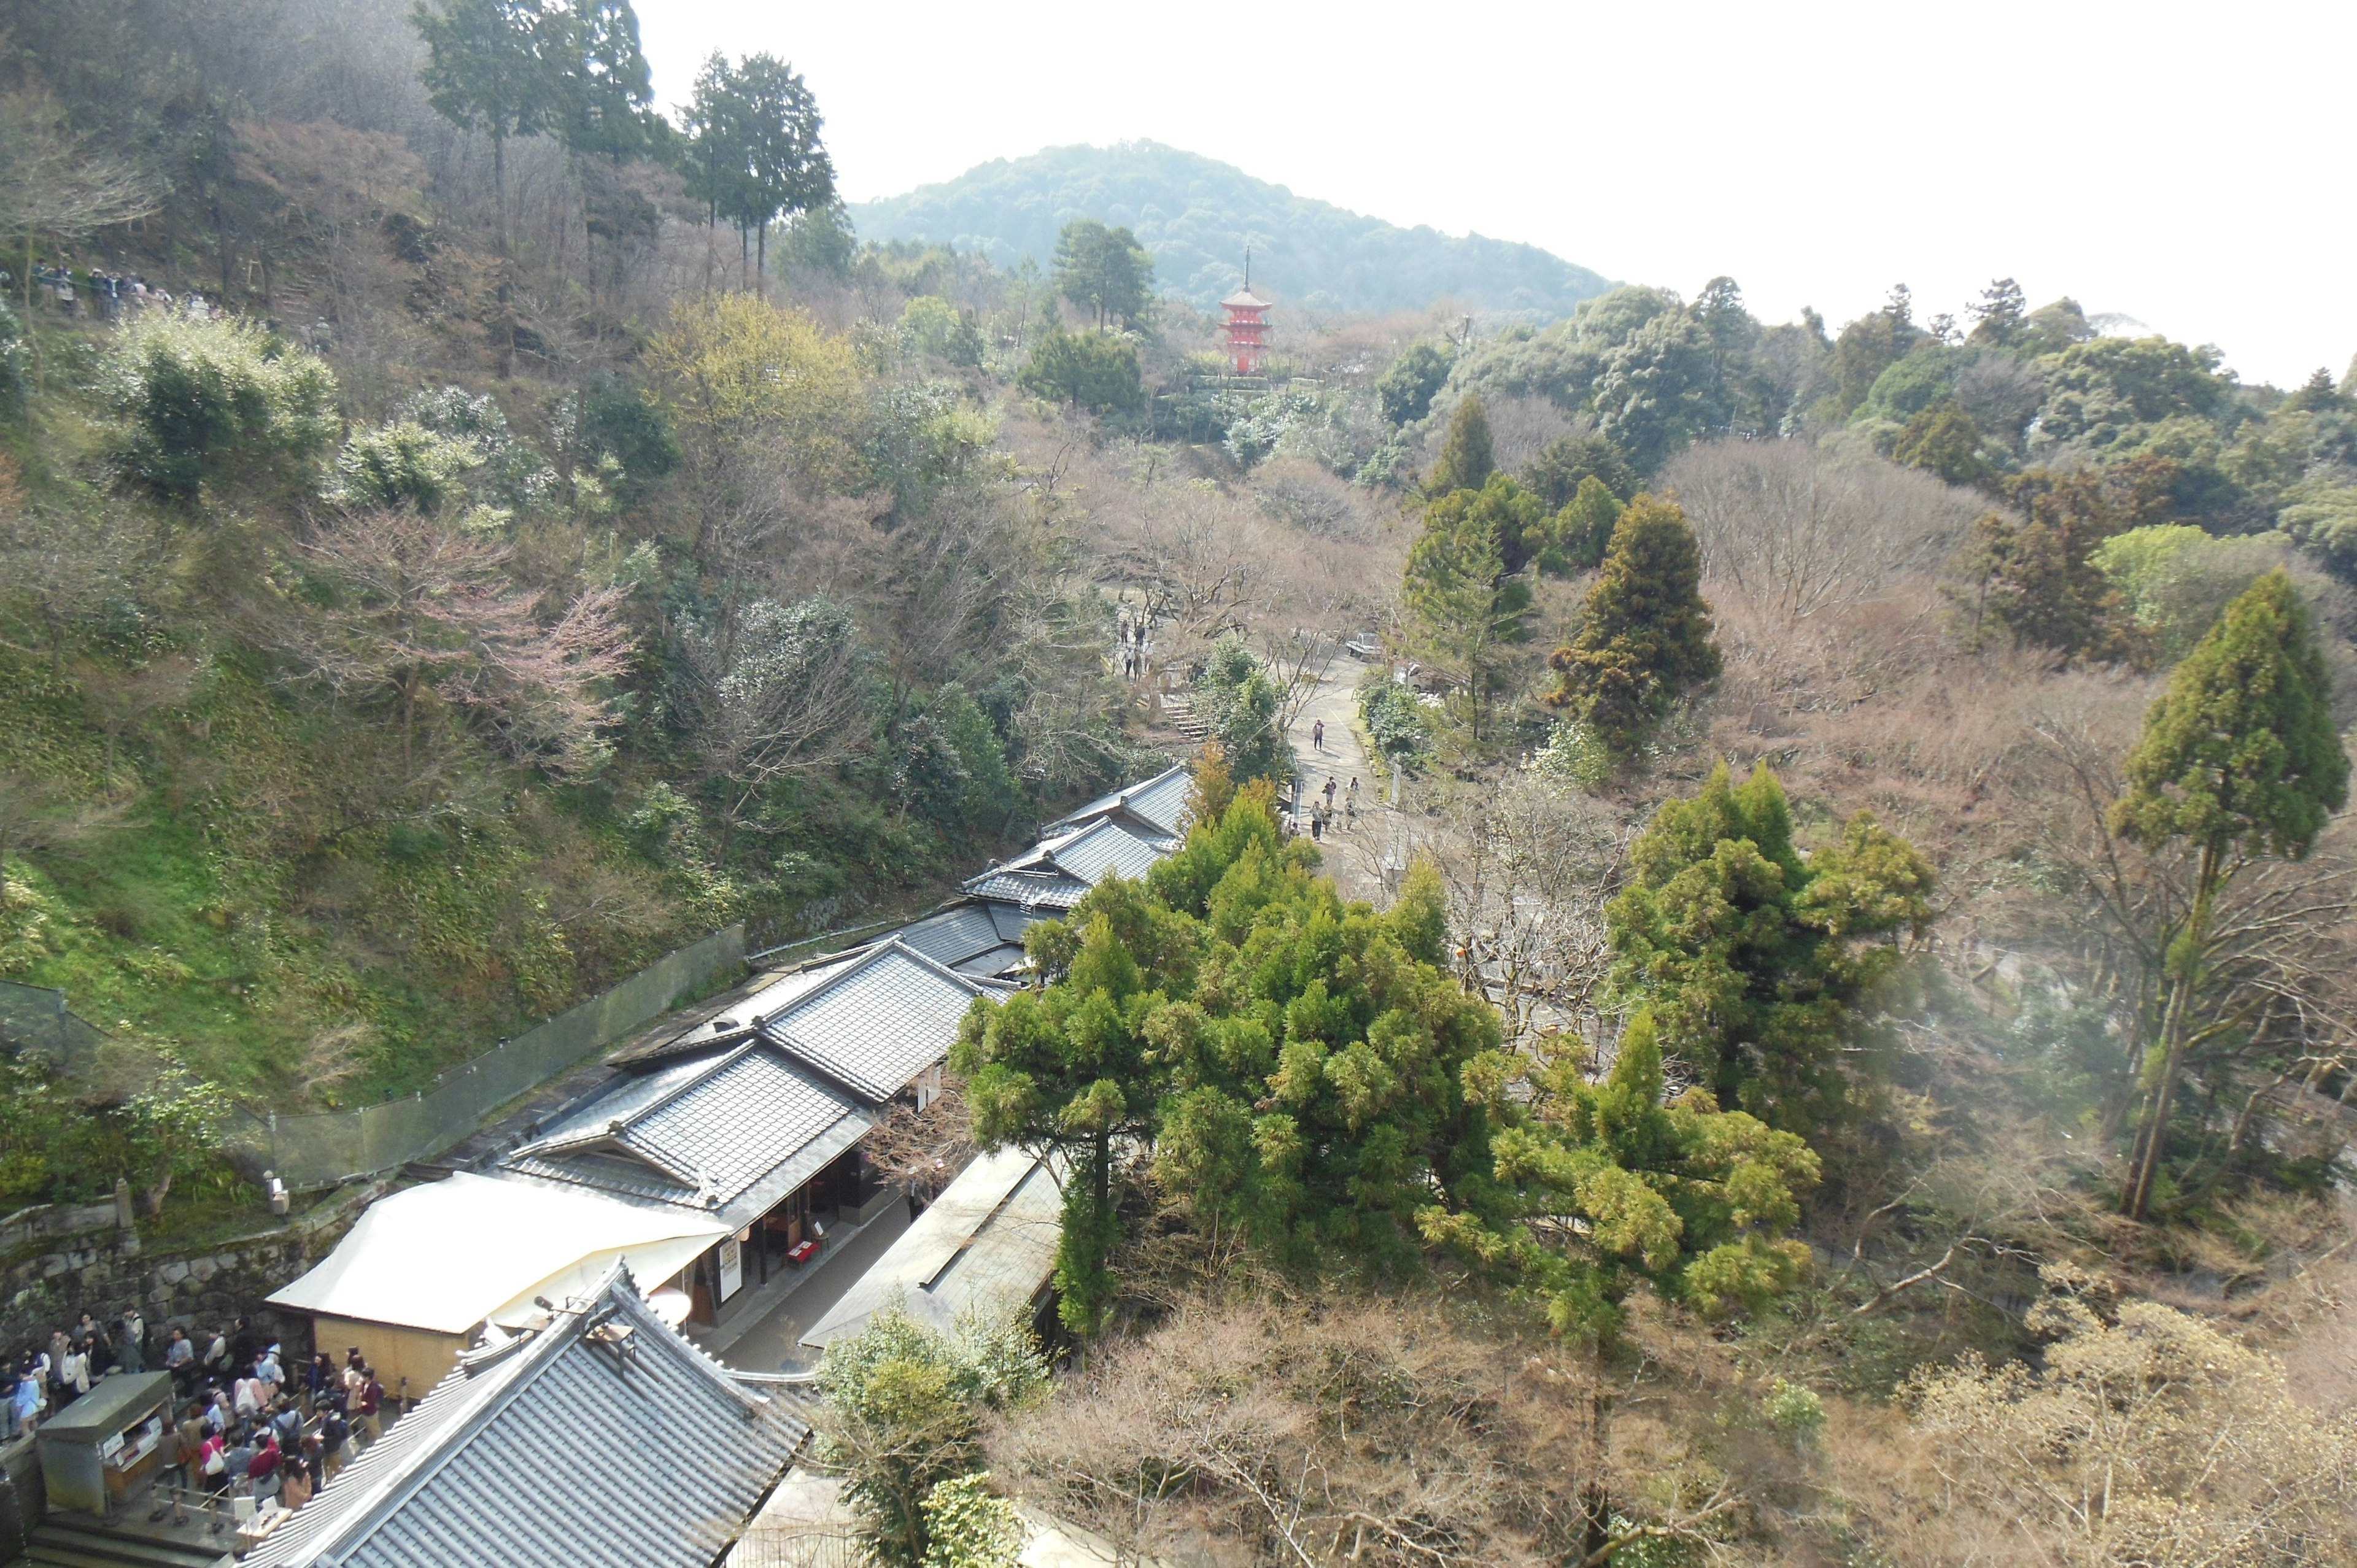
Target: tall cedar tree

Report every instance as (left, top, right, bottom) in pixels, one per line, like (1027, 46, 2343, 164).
(1544, 493, 1720, 761)
(1421, 1002, 1822, 1555)
(1555, 474, 1624, 571)
(2109, 570, 2348, 1219)
(1605, 762, 1934, 1134)
(1523, 432, 1638, 509)
(958, 779, 1506, 1328)
(1403, 487, 1531, 742)
(413, 0, 548, 371)
(1426, 393, 1494, 495)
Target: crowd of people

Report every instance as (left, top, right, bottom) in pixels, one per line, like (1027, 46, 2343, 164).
(4, 261, 211, 321)
(10, 1311, 391, 1532)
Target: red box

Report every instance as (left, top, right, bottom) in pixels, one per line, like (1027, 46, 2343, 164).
(786, 1238, 821, 1265)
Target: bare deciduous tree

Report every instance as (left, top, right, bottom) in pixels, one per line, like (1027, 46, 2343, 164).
(1875, 1292, 2357, 1566)
(1664, 438, 1980, 623)
(0, 90, 163, 315)
(990, 1297, 1744, 1568)
(1428, 773, 1628, 1047)
(683, 593, 870, 846)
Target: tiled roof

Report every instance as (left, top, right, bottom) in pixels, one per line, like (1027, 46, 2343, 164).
(962, 866, 1093, 911)
(615, 954, 861, 1067)
(892, 904, 1007, 969)
(506, 1042, 870, 1219)
(759, 940, 994, 1102)
(1047, 763, 1194, 838)
(964, 818, 1177, 912)
(1049, 818, 1177, 883)
(954, 943, 1029, 978)
(246, 1265, 807, 1568)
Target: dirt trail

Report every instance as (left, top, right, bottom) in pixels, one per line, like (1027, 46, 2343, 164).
(1285, 654, 1401, 906)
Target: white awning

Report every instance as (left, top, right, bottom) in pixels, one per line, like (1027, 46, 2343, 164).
(268, 1172, 729, 1335)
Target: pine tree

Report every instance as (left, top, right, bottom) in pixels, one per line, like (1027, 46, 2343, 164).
(1542, 493, 1720, 762)
(1425, 393, 1493, 495)
(2109, 570, 2349, 1219)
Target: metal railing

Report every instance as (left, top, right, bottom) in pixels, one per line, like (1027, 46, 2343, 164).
(2, 927, 745, 1194)
(225, 924, 745, 1190)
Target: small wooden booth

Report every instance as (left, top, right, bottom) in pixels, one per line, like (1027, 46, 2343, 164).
(37, 1371, 176, 1518)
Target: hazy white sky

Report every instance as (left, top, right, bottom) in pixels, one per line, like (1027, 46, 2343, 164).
(637, 0, 2353, 388)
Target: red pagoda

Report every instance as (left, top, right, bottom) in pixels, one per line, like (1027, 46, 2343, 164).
(1220, 262, 1272, 376)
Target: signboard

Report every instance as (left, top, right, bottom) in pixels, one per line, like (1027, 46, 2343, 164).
(718, 1237, 743, 1302)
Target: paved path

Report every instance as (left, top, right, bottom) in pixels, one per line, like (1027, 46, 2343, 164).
(692, 1201, 913, 1372)
(1287, 654, 1399, 906)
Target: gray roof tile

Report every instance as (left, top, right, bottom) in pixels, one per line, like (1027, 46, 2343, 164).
(1047, 763, 1193, 837)
(508, 1044, 868, 1215)
(247, 1265, 808, 1568)
(761, 941, 991, 1102)
(962, 867, 1092, 910)
(892, 904, 1007, 969)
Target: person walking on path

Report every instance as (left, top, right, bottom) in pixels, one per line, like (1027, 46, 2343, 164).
(1312, 718, 1325, 751)
(1345, 777, 1360, 825)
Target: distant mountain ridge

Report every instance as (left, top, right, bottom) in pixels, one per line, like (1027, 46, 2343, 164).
(849, 141, 1613, 320)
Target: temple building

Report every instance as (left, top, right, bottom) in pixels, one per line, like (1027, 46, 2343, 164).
(1221, 273, 1272, 376)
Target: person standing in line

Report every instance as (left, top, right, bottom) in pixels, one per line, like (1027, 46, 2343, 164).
(174, 1402, 206, 1514)
(12, 1366, 41, 1438)
(317, 1404, 349, 1480)
(147, 1410, 187, 1522)
(351, 1366, 383, 1446)
(201, 1324, 230, 1381)
(119, 1304, 147, 1373)
(280, 1440, 315, 1511)
(58, 1338, 90, 1407)
(163, 1326, 195, 1392)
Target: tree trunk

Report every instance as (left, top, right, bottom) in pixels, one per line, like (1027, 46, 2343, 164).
(756, 220, 767, 292)
(493, 132, 514, 379)
(1581, 1346, 1614, 1562)
(2123, 844, 2220, 1222)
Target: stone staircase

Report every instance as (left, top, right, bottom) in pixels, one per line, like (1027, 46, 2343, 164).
(1161, 693, 1212, 743)
(23, 1512, 232, 1568)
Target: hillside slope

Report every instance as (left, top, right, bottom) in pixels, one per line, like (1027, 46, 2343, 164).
(850, 141, 1612, 319)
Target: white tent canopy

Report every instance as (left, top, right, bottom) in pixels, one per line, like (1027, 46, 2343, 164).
(269, 1172, 729, 1335)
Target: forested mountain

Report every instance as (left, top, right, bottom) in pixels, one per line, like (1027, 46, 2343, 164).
(850, 141, 1613, 318)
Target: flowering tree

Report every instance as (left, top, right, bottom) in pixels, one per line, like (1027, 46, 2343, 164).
(286, 509, 633, 781)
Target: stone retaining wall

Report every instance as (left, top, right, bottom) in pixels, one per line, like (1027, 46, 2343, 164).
(0, 1183, 385, 1368)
